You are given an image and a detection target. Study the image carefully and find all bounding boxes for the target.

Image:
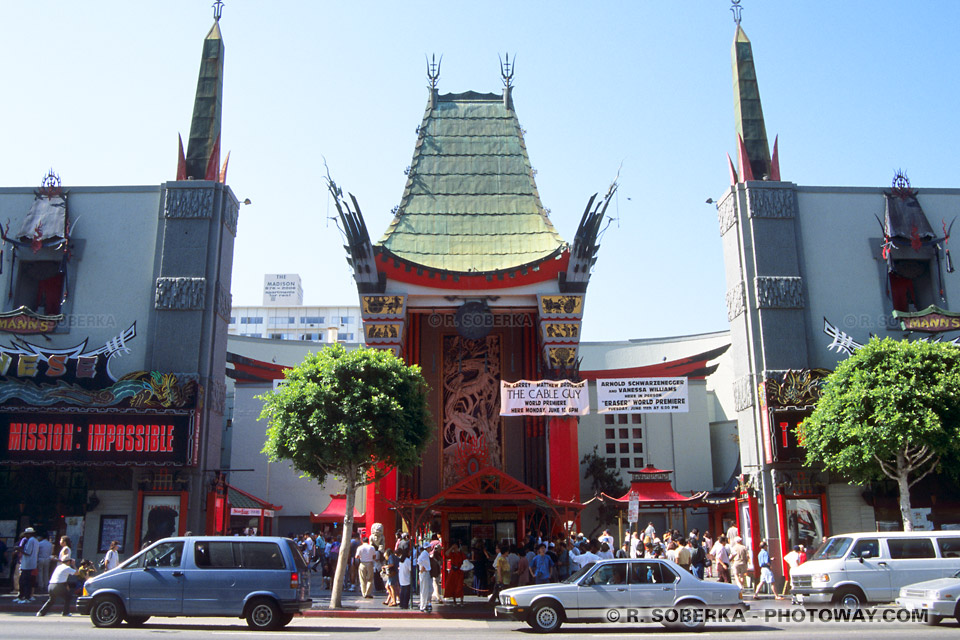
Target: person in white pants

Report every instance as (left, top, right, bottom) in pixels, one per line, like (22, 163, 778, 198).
(417, 547, 433, 613)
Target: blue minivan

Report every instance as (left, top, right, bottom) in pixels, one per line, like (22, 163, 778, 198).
(77, 536, 311, 630)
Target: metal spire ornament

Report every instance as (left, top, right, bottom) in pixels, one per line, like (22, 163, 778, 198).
(426, 54, 442, 89)
(731, 0, 743, 26)
(499, 53, 515, 88)
(213, 0, 224, 21)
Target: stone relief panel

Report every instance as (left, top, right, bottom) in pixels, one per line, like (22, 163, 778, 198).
(717, 193, 737, 236)
(734, 374, 755, 412)
(755, 276, 804, 309)
(726, 282, 746, 321)
(215, 281, 232, 322)
(164, 187, 215, 219)
(222, 197, 239, 236)
(155, 277, 206, 310)
(746, 186, 796, 219)
(206, 377, 226, 416)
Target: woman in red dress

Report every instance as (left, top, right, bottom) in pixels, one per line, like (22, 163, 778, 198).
(445, 541, 466, 606)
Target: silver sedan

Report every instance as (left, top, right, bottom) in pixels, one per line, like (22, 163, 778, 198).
(495, 558, 746, 632)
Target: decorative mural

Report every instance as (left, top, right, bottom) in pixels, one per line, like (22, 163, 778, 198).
(441, 334, 502, 488)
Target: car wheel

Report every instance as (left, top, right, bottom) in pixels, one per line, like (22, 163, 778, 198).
(832, 587, 864, 611)
(90, 595, 125, 628)
(924, 613, 942, 626)
(125, 615, 150, 627)
(246, 598, 282, 631)
(278, 612, 295, 627)
(666, 603, 706, 632)
(528, 601, 564, 633)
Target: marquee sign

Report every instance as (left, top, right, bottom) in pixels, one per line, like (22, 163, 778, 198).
(499, 380, 588, 416)
(0, 410, 197, 466)
(0, 307, 62, 335)
(893, 305, 960, 333)
(596, 378, 689, 413)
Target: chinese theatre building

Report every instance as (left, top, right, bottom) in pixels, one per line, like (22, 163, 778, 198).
(330, 60, 615, 547)
(716, 10, 960, 583)
(0, 11, 238, 556)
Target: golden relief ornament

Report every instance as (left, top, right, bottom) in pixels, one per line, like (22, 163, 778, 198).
(361, 295, 405, 317)
(763, 369, 831, 408)
(365, 323, 402, 341)
(539, 295, 584, 317)
(543, 322, 580, 339)
(547, 346, 578, 369)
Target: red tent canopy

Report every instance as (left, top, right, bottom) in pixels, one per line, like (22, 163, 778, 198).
(310, 494, 366, 523)
(601, 465, 705, 508)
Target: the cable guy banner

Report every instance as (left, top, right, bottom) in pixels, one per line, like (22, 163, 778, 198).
(500, 380, 589, 416)
(597, 378, 689, 413)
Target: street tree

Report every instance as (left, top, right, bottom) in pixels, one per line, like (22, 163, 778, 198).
(260, 344, 432, 607)
(799, 337, 960, 530)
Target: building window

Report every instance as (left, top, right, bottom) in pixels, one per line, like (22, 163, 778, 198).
(605, 428, 615, 439)
(301, 316, 324, 324)
(620, 457, 630, 468)
(339, 333, 355, 342)
(618, 428, 628, 439)
(229, 316, 236, 324)
(605, 443, 615, 454)
(631, 414, 642, 424)
(13, 260, 63, 314)
(604, 415, 614, 425)
(240, 317, 263, 324)
(634, 457, 644, 468)
(619, 443, 629, 453)
(618, 414, 628, 424)
(633, 442, 643, 453)
(633, 428, 642, 439)
(340, 316, 355, 324)
(606, 458, 616, 468)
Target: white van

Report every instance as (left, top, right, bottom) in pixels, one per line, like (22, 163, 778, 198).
(790, 531, 960, 608)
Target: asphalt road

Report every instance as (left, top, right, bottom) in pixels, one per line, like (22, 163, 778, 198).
(2, 612, 959, 639)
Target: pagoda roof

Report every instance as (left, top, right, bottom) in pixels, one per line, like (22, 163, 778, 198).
(377, 90, 567, 274)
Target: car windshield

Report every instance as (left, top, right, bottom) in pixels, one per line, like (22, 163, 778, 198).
(564, 563, 595, 584)
(810, 537, 852, 560)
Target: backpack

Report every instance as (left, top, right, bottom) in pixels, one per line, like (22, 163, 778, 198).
(691, 545, 705, 566)
(429, 553, 441, 578)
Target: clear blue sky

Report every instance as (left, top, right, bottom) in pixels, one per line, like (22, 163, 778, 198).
(2, 1, 958, 341)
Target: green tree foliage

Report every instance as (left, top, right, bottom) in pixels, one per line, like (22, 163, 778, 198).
(799, 337, 960, 530)
(260, 344, 432, 607)
(581, 445, 629, 538)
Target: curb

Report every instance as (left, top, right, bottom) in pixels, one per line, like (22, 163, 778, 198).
(302, 607, 497, 620)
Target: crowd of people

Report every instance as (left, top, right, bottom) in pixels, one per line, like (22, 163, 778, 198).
(6, 526, 104, 616)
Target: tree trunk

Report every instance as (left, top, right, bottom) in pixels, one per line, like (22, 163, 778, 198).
(329, 471, 357, 608)
(896, 452, 914, 532)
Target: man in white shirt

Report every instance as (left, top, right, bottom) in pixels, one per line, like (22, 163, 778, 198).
(781, 545, 801, 598)
(36, 558, 77, 617)
(36, 534, 54, 593)
(398, 550, 413, 609)
(355, 537, 377, 598)
(570, 541, 600, 569)
(598, 529, 614, 549)
(16, 527, 39, 603)
(417, 546, 433, 612)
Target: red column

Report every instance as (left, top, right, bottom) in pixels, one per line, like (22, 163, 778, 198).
(365, 467, 398, 549)
(548, 416, 580, 503)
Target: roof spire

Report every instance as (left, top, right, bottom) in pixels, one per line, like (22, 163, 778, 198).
(730, 0, 743, 26)
(730, 3, 778, 182)
(499, 53, 515, 110)
(426, 53, 441, 109)
(181, 7, 225, 180)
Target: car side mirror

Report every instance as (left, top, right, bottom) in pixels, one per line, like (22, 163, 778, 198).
(858, 550, 872, 562)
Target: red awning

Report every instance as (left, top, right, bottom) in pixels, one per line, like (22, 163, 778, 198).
(600, 466, 705, 507)
(310, 494, 366, 523)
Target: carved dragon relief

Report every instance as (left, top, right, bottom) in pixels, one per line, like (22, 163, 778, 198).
(441, 334, 502, 489)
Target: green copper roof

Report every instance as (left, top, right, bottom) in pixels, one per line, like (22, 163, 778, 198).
(377, 90, 567, 273)
(732, 26, 772, 179)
